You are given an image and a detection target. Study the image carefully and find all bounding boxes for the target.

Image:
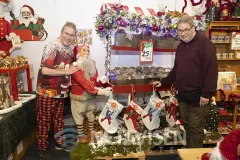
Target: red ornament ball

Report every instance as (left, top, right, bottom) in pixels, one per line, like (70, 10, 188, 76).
(153, 25, 159, 32)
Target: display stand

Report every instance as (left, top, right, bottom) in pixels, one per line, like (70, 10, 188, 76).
(215, 89, 240, 129)
(0, 65, 33, 101)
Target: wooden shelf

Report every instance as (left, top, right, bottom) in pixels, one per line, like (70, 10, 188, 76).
(111, 45, 176, 52)
(218, 58, 240, 61)
(213, 42, 231, 44)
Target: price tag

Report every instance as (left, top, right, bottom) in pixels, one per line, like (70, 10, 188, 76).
(140, 40, 153, 62)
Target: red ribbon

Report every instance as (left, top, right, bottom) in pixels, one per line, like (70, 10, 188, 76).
(190, 0, 203, 6)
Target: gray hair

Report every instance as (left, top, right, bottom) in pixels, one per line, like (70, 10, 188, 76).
(177, 15, 194, 28)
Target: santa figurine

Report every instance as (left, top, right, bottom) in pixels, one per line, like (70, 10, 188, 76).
(0, 0, 18, 58)
(201, 128, 240, 160)
(70, 44, 111, 142)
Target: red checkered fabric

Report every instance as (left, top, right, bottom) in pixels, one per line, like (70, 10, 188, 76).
(37, 95, 65, 151)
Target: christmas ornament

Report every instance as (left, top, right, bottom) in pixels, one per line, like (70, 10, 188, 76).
(98, 25, 104, 31)
(152, 25, 159, 32)
(119, 20, 126, 27)
(104, 21, 112, 29)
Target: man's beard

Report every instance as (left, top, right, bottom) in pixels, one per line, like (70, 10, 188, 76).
(17, 15, 38, 27)
(77, 57, 96, 77)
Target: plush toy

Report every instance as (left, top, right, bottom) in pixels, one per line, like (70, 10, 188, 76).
(0, 0, 21, 58)
(70, 44, 111, 141)
(201, 128, 240, 160)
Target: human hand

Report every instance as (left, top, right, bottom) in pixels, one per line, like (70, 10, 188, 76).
(66, 65, 79, 75)
(97, 88, 111, 96)
(151, 81, 162, 87)
(199, 97, 209, 107)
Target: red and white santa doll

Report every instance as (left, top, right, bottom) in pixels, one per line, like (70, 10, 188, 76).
(0, 0, 17, 58)
(201, 128, 240, 160)
(70, 44, 111, 141)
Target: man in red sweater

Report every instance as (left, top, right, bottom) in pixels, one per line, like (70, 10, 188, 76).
(152, 15, 218, 148)
(70, 44, 111, 141)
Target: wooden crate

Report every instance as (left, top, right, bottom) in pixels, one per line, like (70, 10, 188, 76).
(95, 151, 145, 160)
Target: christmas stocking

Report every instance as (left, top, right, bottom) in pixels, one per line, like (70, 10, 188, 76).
(123, 94, 143, 133)
(141, 91, 165, 130)
(166, 96, 178, 127)
(98, 91, 123, 134)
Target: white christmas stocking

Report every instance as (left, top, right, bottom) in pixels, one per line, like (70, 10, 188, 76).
(123, 94, 143, 133)
(141, 91, 165, 130)
(166, 96, 178, 127)
(98, 92, 123, 134)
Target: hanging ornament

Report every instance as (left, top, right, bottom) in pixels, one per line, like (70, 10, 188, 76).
(104, 21, 112, 29)
(120, 20, 126, 27)
(98, 25, 104, 31)
(152, 25, 159, 32)
(131, 13, 137, 19)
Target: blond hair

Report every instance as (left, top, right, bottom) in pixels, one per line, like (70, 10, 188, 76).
(177, 15, 194, 28)
(61, 21, 77, 34)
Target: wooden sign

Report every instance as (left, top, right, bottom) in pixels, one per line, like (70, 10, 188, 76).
(140, 40, 153, 62)
(231, 32, 240, 50)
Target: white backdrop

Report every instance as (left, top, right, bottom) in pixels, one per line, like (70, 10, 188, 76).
(4, 0, 202, 91)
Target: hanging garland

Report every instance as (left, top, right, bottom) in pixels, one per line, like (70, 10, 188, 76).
(190, 0, 204, 6)
(182, 0, 213, 15)
(105, 33, 112, 77)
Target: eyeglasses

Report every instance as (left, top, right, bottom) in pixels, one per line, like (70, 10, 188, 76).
(63, 32, 76, 38)
(177, 26, 193, 35)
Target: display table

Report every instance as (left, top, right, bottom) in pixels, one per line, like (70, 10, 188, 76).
(0, 65, 33, 101)
(177, 148, 212, 160)
(0, 97, 36, 160)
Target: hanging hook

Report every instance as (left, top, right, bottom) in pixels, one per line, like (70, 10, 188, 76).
(131, 84, 135, 93)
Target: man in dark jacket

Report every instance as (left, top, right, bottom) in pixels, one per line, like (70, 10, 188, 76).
(152, 15, 218, 148)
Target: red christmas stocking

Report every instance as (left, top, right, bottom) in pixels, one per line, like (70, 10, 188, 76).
(123, 93, 143, 133)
